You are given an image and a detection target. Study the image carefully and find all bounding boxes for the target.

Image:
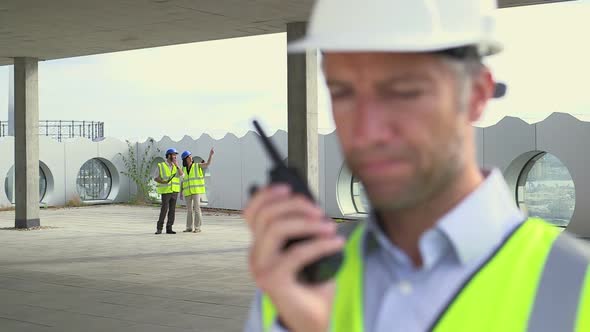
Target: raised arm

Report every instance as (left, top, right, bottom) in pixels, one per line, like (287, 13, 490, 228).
(201, 148, 215, 168)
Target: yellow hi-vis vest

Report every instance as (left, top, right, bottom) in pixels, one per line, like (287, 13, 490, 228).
(156, 162, 180, 194)
(261, 218, 590, 331)
(182, 164, 206, 197)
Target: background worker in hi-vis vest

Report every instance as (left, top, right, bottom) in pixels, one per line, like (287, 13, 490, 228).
(153, 148, 184, 235)
(243, 1, 590, 331)
(180, 148, 214, 233)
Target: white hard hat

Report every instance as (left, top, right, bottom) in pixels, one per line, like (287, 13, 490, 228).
(289, 0, 502, 56)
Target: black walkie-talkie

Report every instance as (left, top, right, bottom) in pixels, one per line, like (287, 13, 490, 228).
(251, 120, 343, 284)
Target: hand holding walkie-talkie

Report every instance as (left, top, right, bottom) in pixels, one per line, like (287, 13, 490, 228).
(249, 120, 343, 284)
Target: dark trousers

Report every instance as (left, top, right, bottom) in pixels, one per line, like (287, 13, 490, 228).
(157, 192, 178, 231)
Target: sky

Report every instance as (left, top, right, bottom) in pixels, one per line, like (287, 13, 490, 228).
(0, 1, 589, 142)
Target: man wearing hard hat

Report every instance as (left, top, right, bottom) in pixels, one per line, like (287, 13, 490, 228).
(153, 148, 184, 234)
(243, 0, 590, 331)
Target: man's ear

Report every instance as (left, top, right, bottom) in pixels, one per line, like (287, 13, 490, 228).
(468, 68, 495, 123)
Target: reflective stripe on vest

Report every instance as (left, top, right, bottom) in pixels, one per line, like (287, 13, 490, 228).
(156, 162, 180, 194)
(182, 164, 206, 196)
(261, 219, 590, 332)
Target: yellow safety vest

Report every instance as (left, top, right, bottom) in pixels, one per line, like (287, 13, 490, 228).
(261, 218, 590, 331)
(182, 163, 206, 197)
(156, 162, 180, 194)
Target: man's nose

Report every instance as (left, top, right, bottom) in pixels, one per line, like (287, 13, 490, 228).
(351, 98, 393, 147)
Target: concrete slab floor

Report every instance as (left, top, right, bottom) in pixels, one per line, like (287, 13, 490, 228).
(0, 205, 255, 332)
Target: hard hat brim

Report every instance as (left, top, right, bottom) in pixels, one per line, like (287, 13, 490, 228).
(288, 35, 502, 57)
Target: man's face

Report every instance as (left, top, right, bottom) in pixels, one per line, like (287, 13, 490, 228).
(324, 52, 479, 211)
(168, 154, 177, 163)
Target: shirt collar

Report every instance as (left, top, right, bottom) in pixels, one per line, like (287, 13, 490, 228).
(363, 169, 525, 266)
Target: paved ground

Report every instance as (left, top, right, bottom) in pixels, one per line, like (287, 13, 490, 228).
(0, 205, 254, 332)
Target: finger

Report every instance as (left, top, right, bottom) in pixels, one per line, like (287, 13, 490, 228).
(252, 218, 338, 271)
(253, 195, 323, 241)
(277, 236, 346, 278)
(250, 234, 343, 293)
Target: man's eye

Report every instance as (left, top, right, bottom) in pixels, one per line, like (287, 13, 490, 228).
(388, 90, 423, 99)
(328, 86, 353, 99)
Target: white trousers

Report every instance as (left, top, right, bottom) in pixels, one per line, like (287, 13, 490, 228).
(185, 194, 202, 231)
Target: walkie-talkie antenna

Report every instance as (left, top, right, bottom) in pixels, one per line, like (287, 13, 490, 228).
(252, 120, 286, 167)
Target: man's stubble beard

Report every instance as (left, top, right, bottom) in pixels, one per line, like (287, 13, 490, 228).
(355, 127, 467, 214)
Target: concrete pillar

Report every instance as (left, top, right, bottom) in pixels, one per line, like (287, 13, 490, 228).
(287, 22, 320, 198)
(8, 66, 14, 136)
(14, 57, 40, 228)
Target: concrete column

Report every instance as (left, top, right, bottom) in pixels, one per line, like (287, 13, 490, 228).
(287, 22, 319, 198)
(14, 57, 40, 228)
(8, 66, 14, 136)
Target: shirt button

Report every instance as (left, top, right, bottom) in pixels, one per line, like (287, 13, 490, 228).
(398, 280, 413, 295)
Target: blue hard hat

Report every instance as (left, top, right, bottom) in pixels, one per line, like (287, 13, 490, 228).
(181, 150, 191, 160)
(165, 148, 178, 156)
